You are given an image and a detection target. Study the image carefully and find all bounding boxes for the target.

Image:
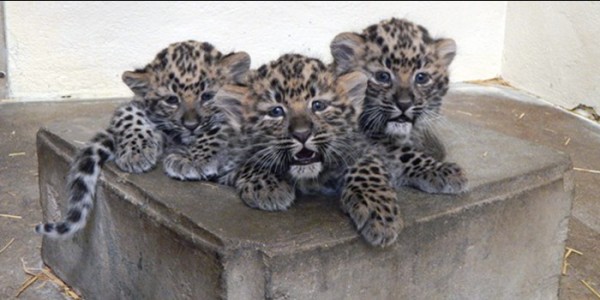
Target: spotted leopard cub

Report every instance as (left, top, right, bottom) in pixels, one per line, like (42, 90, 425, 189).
(331, 18, 468, 195)
(35, 40, 250, 238)
(216, 54, 402, 247)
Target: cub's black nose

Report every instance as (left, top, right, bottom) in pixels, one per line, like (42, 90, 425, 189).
(291, 129, 311, 143)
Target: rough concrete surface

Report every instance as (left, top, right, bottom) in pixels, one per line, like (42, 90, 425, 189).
(0, 100, 120, 299)
(36, 113, 572, 299)
(0, 83, 598, 299)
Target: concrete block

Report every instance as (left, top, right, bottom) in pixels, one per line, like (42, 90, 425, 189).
(37, 115, 573, 299)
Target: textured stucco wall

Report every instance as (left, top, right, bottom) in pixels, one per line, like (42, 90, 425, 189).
(4, 2, 506, 101)
(502, 2, 600, 109)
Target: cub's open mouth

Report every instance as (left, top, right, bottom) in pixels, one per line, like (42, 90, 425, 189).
(388, 115, 412, 124)
(292, 148, 322, 165)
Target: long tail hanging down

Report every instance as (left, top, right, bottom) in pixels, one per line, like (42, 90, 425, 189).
(35, 130, 115, 238)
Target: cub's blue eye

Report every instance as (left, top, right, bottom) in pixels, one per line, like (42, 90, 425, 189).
(311, 100, 327, 112)
(269, 106, 285, 118)
(375, 71, 391, 83)
(165, 96, 179, 105)
(201, 92, 214, 102)
(415, 72, 430, 84)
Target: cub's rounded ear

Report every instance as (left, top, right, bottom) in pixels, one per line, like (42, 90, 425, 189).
(122, 70, 151, 96)
(215, 84, 248, 132)
(434, 38, 456, 66)
(336, 71, 368, 111)
(330, 32, 365, 75)
(220, 51, 251, 85)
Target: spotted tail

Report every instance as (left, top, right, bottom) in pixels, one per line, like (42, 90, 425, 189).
(35, 131, 115, 238)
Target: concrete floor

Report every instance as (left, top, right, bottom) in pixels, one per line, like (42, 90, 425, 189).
(0, 83, 598, 299)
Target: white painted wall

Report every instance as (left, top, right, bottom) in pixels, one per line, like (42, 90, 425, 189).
(4, 1, 507, 101)
(502, 2, 600, 109)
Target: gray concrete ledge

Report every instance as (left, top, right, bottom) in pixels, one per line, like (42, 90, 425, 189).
(37, 114, 573, 299)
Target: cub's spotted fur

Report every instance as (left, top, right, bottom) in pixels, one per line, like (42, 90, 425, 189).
(35, 40, 250, 238)
(217, 54, 402, 246)
(331, 18, 468, 196)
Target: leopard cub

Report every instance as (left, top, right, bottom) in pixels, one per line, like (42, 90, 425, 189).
(217, 54, 403, 247)
(35, 40, 250, 238)
(331, 18, 468, 195)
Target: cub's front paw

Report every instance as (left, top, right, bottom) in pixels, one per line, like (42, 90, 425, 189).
(410, 162, 468, 194)
(238, 178, 295, 211)
(342, 187, 403, 247)
(163, 152, 220, 181)
(438, 162, 468, 193)
(163, 152, 201, 180)
(114, 140, 161, 173)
